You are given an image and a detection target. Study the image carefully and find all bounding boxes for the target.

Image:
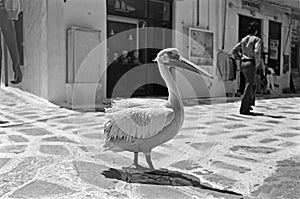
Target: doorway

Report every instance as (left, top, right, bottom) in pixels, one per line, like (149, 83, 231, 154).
(106, 16, 141, 98)
(238, 15, 262, 94)
(268, 21, 281, 76)
(106, 0, 173, 98)
(291, 44, 299, 71)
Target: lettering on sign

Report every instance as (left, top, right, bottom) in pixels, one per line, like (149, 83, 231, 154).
(242, 0, 261, 11)
(292, 30, 298, 43)
(291, 20, 299, 43)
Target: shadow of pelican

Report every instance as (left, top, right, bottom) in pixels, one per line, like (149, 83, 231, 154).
(102, 167, 244, 197)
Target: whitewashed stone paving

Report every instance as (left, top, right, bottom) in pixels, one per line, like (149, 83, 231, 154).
(0, 87, 299, 199)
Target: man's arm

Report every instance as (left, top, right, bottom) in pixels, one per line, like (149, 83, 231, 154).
(254, 38, 262, 68)
(232, 41, 242, 60)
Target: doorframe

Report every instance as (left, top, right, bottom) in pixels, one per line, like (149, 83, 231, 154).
(268, 20, 282, 76)
(107, 15, 140, 51)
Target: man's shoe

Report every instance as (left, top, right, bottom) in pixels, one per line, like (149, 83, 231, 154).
(11, 71, 23, 84)
(240, 111, 254, 115)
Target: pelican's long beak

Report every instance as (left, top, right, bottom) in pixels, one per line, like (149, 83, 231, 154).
(171, 57, 213, 79)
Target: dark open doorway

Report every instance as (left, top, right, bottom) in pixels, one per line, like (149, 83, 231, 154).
(106, 0, 173, 98)
(268, 21, 281, 76)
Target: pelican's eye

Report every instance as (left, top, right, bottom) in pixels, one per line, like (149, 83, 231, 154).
(168, 52, 179, 60)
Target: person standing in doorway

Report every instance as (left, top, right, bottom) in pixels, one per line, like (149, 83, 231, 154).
(0, 0, 22, 84)
(232, 22, 262, 115)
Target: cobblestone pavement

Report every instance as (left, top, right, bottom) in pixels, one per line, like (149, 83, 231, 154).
(0, 87, 299, 199)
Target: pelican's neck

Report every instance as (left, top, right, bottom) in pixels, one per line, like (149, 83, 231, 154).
(158, 63, 183, 110)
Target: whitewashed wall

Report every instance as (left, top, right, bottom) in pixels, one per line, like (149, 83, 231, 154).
(20, 0, 49, 99)
(173, 0, 227, 99)
(63, 0, 106, 107)
(20, 0, 106, 105)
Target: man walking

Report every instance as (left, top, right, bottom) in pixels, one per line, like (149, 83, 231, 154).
(232, 22, 262, 115)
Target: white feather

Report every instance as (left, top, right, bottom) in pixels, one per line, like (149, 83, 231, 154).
(104, 98, 174, 142)
(105, 98, 167, 113)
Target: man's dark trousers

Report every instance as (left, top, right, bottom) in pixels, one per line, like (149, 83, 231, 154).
(240, 60, 255, 114)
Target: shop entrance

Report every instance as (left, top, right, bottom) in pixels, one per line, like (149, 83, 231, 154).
(106, 0, 173, 98)
(238, 15, 261, 94)
(291, 43, 299, 71)
(268, 21, 281, 76)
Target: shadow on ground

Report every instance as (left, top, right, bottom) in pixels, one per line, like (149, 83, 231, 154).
(264, 114, 286, 119)
(244, 112, 286, 119)
(102, 168, 244, 197)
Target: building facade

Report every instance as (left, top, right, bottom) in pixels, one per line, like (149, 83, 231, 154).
(1, 0, 299, 109)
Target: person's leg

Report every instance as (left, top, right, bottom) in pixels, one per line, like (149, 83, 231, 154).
(239, 71, 246, 95)
(0, 9, 22, 84)
(0, 31, 2, 82)
(250, 84, 256, 107)
(240, 61, 255, 114)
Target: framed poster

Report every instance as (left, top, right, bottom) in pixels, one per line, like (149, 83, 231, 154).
(269, 39, 279, 60)
(283, 54, 289, 74)
(189, 28, 214, 66)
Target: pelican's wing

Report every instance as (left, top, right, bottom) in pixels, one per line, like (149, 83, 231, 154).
(105, 98, 167, 113)
(104, 106, 174, 142)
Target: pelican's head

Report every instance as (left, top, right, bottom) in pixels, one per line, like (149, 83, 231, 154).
(154, 48, 213, 79)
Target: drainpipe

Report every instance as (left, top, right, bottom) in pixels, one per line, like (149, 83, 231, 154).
(207, 0, 210, 29)
(192, 0, 195, 27)
(222, 0, 227, 50)
(3, 42, 8, 86)
(196, 0, 199, 26)
(0, 34, 2, 84)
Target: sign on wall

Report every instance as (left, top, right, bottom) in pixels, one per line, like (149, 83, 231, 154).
(291, 19, 299, 43)
(242, 0, 261, 11)
(283, 54, 289, 74)
(269, 39, 279, 60)
(189, 28, 214, 66)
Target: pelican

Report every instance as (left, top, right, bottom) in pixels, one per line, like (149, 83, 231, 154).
(103, 48, 213, 170)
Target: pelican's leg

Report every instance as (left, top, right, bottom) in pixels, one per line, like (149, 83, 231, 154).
(123, 152, 138, 169)
(144, 152, 155, 170)
(133, 152, 138, 166)
(123, 152, 148, 170)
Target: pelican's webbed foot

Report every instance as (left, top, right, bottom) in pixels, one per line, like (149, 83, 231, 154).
(122, 152, 154, 171)
(122, 163, 150, 171)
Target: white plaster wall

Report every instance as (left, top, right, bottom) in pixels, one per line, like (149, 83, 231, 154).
(46, 0, 66, 103)
(173, 0, 226, 98)
(268, 0, 299, 7)
(64, 0, 106, 31)
(20, 0, 49, 99)
(46, 0, 106, 103)
(20, 0, 106, 104)
(63, 0, 107, 103)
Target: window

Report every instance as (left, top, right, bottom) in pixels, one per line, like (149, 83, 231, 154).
(107, 0, 147, 19)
